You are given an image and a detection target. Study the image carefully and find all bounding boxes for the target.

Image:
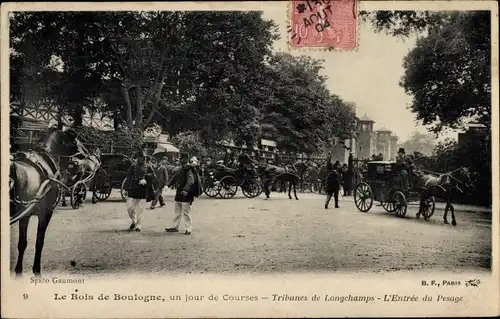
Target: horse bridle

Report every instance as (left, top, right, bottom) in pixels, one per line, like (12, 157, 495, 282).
(445, 168, 471, 193)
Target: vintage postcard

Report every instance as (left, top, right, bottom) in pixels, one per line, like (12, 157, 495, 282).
(1, 1, 498, 318)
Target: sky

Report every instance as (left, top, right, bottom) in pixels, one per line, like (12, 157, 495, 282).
(263, 9, 458, 143)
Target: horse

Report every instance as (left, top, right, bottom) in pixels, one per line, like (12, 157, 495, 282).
(257, 163, 300, 200)
(10, 126, 81, 276)
(415, 167, 474, 226)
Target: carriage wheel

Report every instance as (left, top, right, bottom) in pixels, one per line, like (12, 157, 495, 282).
(354, 182, 373, 212)
(218, 176, 238, 199)
(71, 181, 87, 209)
(241, 179, 262, 198)
(202, 176, 219, 198)
(393, 191, 407, 218)
(381, 201, 395, 212)
(120, 177, 128, 202)
(421, 196, 436, 219)
(93, 175, 112, 203)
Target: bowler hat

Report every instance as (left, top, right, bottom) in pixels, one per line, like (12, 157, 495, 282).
(398, 148, 405, 154)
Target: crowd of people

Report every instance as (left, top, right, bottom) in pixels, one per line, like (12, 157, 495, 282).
(120, 147, 387, 233)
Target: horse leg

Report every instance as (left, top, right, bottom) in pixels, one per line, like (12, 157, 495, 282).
(450, 202, 457, 226)
(15, 217, 30, 276)
(263, 179, 270, 199)
(443, 200, 449, 224)
(32, 207, 55, 276)
(294, 180, 299, 200)
(288, 180, 292, 199)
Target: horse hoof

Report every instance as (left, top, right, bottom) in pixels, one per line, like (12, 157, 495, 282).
(452, 220, 457, 226)
(14, 271, 22, 278)
(33, 272, 41, 277)
(416, 213, 420, 219)
(295, 198, 299, 200)
(444, 220, 449, 224)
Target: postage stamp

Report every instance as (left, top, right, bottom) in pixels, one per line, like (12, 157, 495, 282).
(289, 0, 358, 50)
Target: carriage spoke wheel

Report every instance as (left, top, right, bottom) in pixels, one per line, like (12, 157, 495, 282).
(381, 201, 395, 212)
(71, 181, 87, 209)
(218, 176, 238, 199)
(93, 176, 112, 203)
(202, 176, 219, 198)
(241, 179, 262, 198)
(422, 196, 436, 219)
(354, 182, 373, 212)
(120, 177, 128, 202)
(393, 191, 407, 218)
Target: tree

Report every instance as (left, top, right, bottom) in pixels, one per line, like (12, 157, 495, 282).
(361, 10, 491, 133)
(259, 53, 356, 154)
(10, 11, 279, 143)
(399, 131, 436, 156)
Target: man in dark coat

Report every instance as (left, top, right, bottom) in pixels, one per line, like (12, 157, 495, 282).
(165, 153, 200, 235)
(150, 158, 168, 209)
(125, 150, 156, 231)
(325, 161, 341, 209)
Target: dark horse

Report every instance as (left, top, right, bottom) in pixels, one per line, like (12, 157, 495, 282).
(415, 167, 473, 226)
(258, 163, 300, 200)
(10, 126, 81, 276)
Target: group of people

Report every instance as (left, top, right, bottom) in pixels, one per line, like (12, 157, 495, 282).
(124, 150, 202, 234)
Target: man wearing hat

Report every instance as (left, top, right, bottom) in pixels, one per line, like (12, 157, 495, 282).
(124, 150, 156, 231)
(165, 153, 201, 235)
(396, 148, 413, 190)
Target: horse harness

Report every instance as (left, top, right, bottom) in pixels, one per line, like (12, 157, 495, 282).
(10, 150, 61, 206)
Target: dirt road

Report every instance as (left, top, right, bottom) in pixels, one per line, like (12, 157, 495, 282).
(10, 191, 492, 275)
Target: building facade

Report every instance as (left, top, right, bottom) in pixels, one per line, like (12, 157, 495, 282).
(356, 114, 376, 159)
(375, 127, 392, 160)
(353, 114, 399, 160)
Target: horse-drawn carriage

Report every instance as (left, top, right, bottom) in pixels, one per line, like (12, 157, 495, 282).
(353, 161, 435, 218)
(92, 153, 134, 202)
(202, 163, 263, 199)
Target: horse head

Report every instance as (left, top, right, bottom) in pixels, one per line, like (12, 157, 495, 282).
(449, 167, 474, 192)
(36, 126, 80, 157)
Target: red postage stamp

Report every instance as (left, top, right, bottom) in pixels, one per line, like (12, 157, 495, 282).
(289, 0, 358, 50)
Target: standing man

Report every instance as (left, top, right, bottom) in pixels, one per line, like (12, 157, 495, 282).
(165, 153, 202, 235)
(325, 162, 341, 209)
(125, 150, 156, 231)
(150, 158, 168, 210)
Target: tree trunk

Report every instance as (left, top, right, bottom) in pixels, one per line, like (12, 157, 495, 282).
(120, 83, 134, 129)
(135, 85, 143, 128)
(143, 71, 166, 127)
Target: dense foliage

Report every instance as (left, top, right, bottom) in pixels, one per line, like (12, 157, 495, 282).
(10, 11, 355, 153)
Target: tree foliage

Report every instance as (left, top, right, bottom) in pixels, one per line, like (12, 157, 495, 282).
(10, 11, 355, 154)
(362, 10, 491, 133)
(260, 53, 356, 153)
(399, 131, 436, 156)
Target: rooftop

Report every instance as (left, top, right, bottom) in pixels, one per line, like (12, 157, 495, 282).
(376, 127, 392, 133)
(358, 113, 374, 122)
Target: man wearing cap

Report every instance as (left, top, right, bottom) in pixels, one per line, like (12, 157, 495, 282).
(165, 153, 198, 235)
(124, 150, 156, 231)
